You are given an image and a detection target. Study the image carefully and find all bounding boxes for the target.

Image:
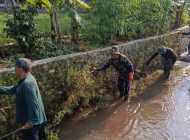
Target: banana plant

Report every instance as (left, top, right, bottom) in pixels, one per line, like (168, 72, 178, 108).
(60, 0, 91, 43)
(27, 0, 63, 43)
(172, 0, 189, 28)
(28, 0, 90, 44)
(6, 0, 20, 36)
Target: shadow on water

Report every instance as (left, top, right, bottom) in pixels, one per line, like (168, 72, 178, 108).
(56, 61, 190, 140)
(139, 77, 167, 100)
(57, 96, 125, 140)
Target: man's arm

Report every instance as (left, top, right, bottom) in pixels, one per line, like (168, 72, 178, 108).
(24, 82, 39, 126)
(146, 52, 159, 65)
(181, 32, 190, 35)
(0, 85, 17, 95)
(129, 64, 134, 72)
(96, 63, 110, 71)
(125, 58, 134, 73)
(96, 60, 111, 71)
(125, 59, 134, 81)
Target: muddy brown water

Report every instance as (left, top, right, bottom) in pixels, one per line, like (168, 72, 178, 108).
(58, 61, 190, 140)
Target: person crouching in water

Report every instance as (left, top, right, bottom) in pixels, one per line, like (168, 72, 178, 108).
(146, 46, 177, 79)
(92, 46, 134, 101)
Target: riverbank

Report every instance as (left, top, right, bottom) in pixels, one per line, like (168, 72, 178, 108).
(57, 60, 190, 140)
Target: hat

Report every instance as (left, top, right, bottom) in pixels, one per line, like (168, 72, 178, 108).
(157, 46, 166, 54)
(15, 58, 32, 72)
(110, 46, 120, 54)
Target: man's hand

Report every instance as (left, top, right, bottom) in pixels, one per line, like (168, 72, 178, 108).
(92, 67, 97, 72)
(178, 32, 183, 36)
(129, 72, 134, 81)
(22, 122, 33, 130)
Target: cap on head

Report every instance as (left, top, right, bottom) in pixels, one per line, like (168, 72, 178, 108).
(15, 58, 32, 72)
(157, 46, 166, 54)
(110, 46, 120, 54)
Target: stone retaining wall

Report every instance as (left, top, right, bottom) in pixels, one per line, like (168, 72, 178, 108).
(0, 26, 189, 74)
(0, 26, 189, 137)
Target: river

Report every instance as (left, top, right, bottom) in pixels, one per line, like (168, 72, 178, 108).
(58, 61, 190, 140)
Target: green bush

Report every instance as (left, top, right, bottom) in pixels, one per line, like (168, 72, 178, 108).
(3, 5, 75, 59)
(4, 5, 43, 56)
(81, 0, 187, 45)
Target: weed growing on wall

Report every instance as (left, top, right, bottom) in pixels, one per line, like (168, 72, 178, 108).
(0, 31, 182, 138)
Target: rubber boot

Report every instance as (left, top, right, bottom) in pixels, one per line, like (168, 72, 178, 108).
(164, 68, 171, 79)
(119, 91, 124, 98)
(124, 94, 128, 101)
(164, 72, 170, 79)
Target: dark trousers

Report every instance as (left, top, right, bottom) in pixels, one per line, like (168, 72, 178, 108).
(22, 123, 47, 140)
(163, 59, 176, 79)
(118, 76, 131, 95)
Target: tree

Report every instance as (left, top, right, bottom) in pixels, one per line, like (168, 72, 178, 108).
(28, 0, 90, 44)
(62, 0, 90, 43)
(172, 0, 189, 28)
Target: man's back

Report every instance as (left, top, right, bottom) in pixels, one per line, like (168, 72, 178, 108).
(16, 74, 47, 125)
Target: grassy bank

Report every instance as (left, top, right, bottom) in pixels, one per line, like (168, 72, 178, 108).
(34, 14, 71, 37)
(0, 13, 71, 37)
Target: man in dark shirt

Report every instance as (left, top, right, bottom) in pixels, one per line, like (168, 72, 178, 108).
(0, 58, 47, 140)
(146, 46, 177, 79)
(92, 46, 134, 101)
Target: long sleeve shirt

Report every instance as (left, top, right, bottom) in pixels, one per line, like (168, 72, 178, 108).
(182, 32, 190, 35)
(147, 48, 177, 64)
(97, 54, 134, 79)
(0, 74, 47, 125)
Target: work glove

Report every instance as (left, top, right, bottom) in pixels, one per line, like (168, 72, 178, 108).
(129, 72, 134, 81)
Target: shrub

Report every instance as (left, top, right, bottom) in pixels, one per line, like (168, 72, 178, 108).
(81, 0, 187, 45)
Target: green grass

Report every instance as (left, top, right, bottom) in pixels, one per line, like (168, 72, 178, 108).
(34, 14, 71, 36)
(0, 13, 71, 47)
(0, 16, 6, 34)
(173, 66, 182, 72)
(0, 13, 72, 40)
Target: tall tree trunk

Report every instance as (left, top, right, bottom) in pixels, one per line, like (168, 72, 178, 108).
(50, 12, 56, 43)
(54, 11, 61, 43)
(174, 7, 180, 28)
(4, 0, 8, 12)
(71, 18, 79, 44)
(49, 0, 62, 44)
(11, 0, 19, 36)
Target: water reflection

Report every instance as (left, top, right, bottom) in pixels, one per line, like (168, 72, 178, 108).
(58, 61, 190, 140)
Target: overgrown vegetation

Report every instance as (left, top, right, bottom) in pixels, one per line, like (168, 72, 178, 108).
(81, 0, 189, 45)
(0, 31, 181, 139)
(0, 0, 188, 139)
(0, 0, 189, 62)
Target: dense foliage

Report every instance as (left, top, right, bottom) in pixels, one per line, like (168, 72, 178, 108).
(0, 0, 188, 139)
(4, 5, 42, 56)
(82, 0, 188, 45)
(0, 0, 189, 59)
